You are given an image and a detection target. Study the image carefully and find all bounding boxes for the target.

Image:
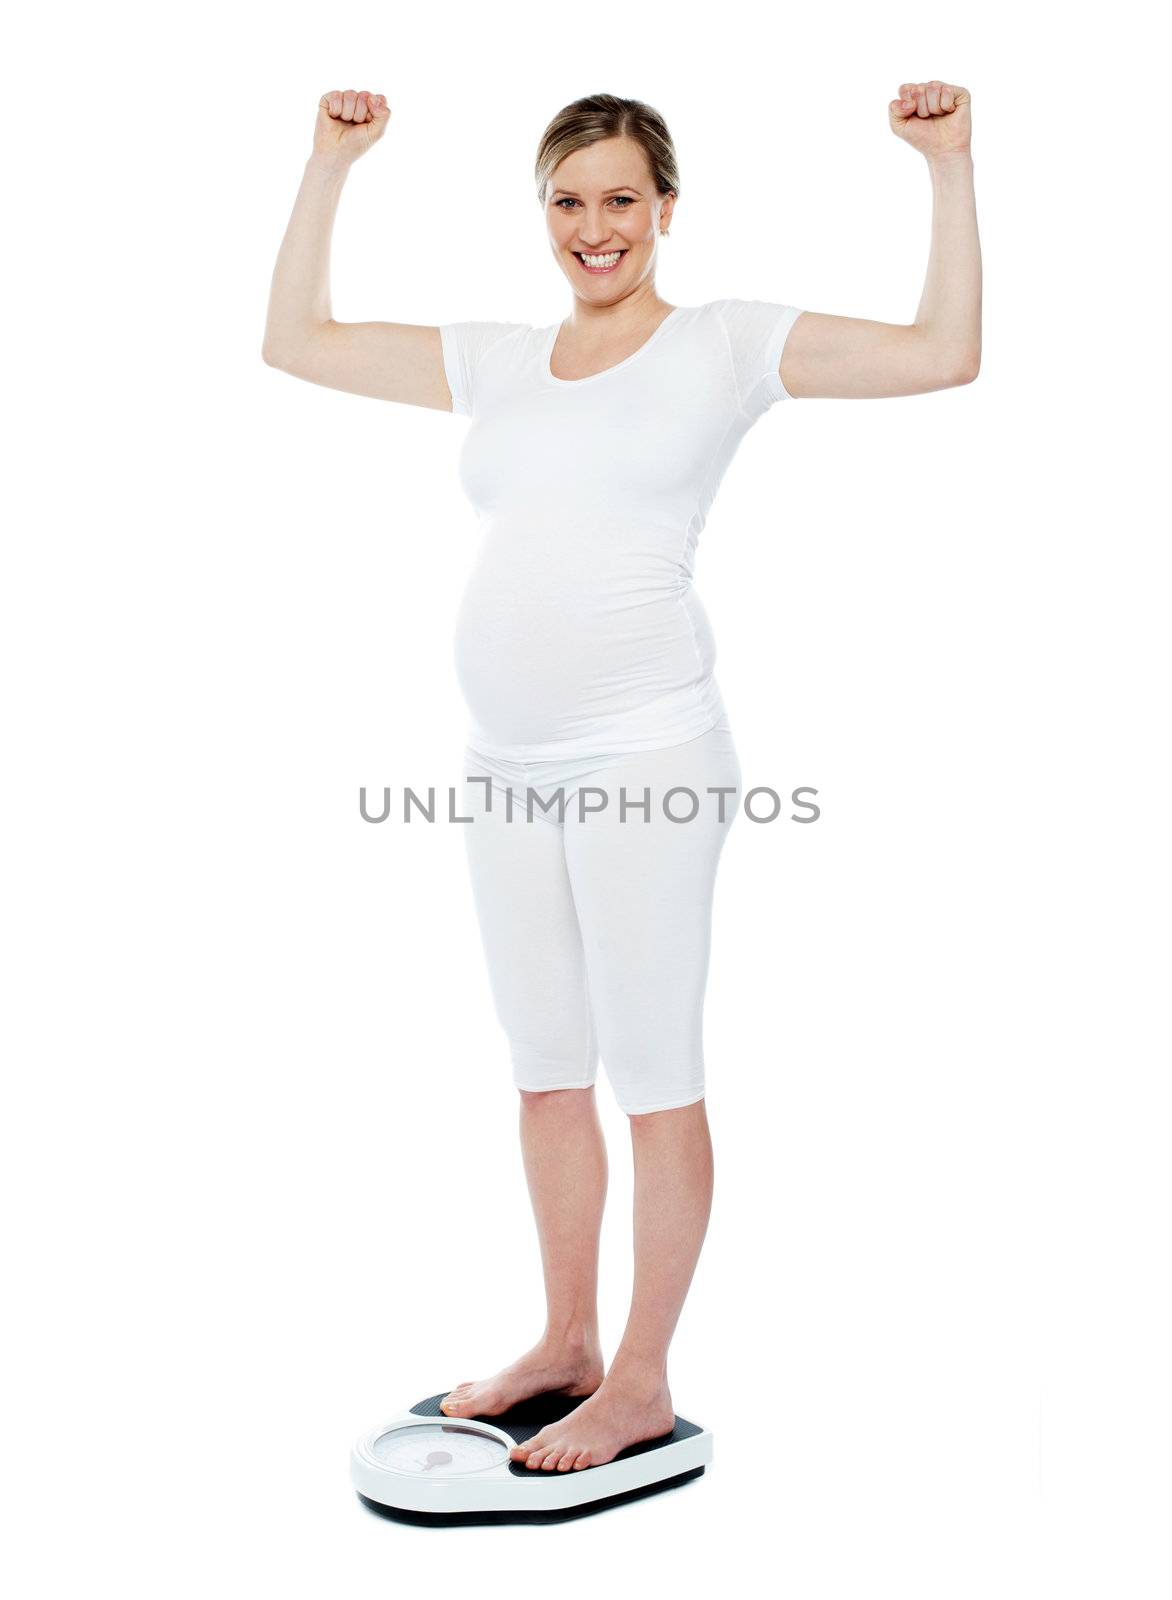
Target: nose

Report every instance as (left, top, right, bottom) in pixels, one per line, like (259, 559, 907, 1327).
(575, 210, 621, 248)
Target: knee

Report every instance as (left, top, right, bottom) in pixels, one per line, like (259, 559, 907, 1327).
(622, 1091, 707, 1121)
(517, 1084, 598, 1125)
(517, 1084, 596, 1105)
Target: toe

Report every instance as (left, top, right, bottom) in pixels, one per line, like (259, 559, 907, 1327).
(572, 1449, 592, 1470)
(541, 1445, 562, 1470)
(513, 1435, 544, 1466)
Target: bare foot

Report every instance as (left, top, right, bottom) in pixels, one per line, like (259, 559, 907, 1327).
(509, 1366, 675, 1471)
(439, 1338, 604, 1419)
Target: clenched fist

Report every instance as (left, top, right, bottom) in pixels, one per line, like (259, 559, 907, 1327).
(888, 81, 972, 160)
(314, 89, 391, 167)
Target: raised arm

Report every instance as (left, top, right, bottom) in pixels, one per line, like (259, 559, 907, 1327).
(779, 81, 981, 400)
(261, 89, 454, 412)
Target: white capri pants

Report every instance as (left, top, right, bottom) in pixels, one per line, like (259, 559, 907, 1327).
(460, 719, 742, 1116)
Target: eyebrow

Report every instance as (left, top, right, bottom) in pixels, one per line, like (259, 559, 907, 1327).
(551, 186, 640, 197)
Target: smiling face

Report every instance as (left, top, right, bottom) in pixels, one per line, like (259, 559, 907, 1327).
(545, 135, 675, 303)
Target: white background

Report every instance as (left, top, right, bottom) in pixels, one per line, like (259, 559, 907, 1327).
(4, 2, 1167, 1596)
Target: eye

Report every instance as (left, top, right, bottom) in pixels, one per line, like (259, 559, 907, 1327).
(553, 196, 636, 209)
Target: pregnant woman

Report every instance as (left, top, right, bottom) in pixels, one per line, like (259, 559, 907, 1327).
(263, 87, 981, 1473)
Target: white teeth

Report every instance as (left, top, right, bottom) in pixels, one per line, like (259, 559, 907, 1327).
(579, 251, 623, 267)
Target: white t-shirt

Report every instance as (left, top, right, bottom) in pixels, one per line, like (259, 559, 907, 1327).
(439, 299, 804, 764)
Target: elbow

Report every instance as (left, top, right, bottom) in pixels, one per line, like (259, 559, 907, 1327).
(953, 349, 981, 386)
(263, 322, 328, 372)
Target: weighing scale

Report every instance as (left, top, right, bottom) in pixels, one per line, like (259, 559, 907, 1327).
(351, 1389, 712, 1524)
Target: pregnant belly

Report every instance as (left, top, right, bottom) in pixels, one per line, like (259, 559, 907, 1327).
(453, 569, 713, 750)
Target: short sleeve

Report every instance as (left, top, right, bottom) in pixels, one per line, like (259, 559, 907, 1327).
(713, 298, 805, 412)
(439, 320, 527, 416)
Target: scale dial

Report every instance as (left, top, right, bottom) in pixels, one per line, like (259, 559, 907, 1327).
(370, 1422, 510, 1476)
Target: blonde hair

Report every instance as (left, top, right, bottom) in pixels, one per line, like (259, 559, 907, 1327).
(534, 93, 680, 211)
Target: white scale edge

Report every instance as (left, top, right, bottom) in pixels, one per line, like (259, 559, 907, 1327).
(351, 1412, 713, 1514)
